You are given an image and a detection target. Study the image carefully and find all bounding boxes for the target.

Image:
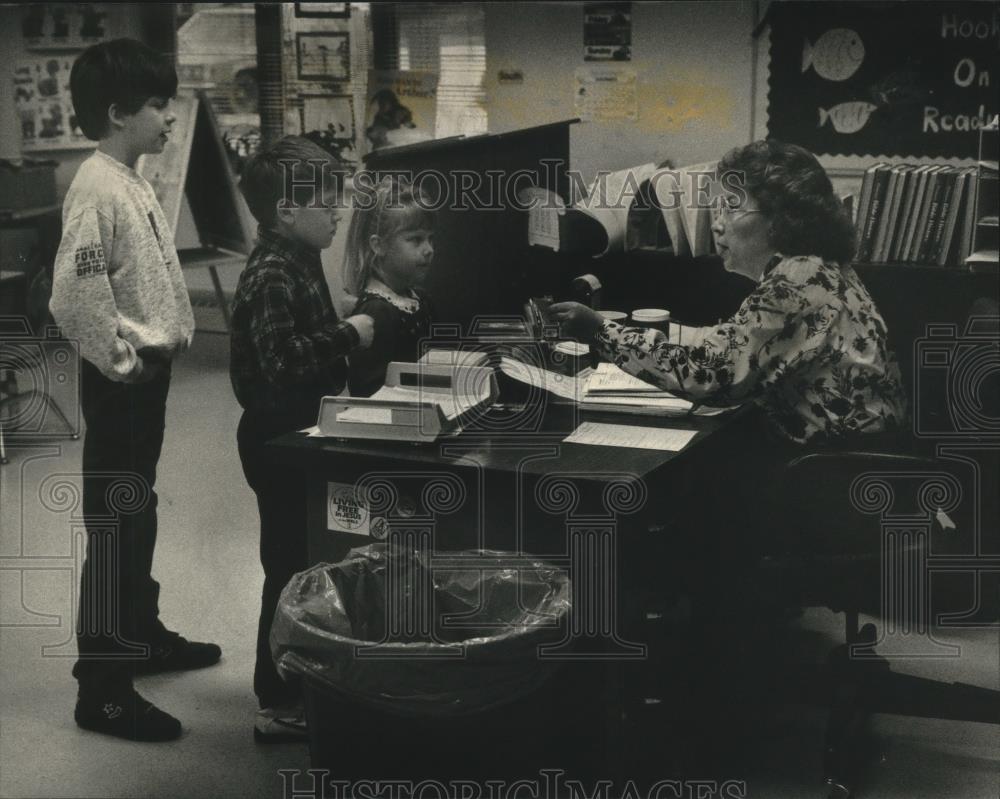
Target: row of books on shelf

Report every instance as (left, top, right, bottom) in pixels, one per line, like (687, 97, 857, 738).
(853, 161, 994, 268)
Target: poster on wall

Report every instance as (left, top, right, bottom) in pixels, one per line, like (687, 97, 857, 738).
(299, 94, 357, 160)
(296, 32, 350, 81)
(574, 67, 638, 122)
(584, 2, 631, 62)
(766, 1, 999, 158)
(365, 70, 438, 151)
(13, 57, 93, 151)
(20, 3, 107, 50)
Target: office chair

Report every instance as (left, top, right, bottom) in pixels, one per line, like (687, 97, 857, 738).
(763, 308, 1000, 798)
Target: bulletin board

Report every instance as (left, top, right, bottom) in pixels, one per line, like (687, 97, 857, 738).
(766, 1, 999, 160)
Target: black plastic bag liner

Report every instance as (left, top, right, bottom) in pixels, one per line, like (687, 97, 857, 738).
(271, 544, 571, 717)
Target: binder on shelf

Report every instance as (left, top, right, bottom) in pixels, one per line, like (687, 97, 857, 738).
(314, 363, 498, 443)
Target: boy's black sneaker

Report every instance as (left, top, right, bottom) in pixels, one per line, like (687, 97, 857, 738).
(134, 630, 222, 675)
(75, 687, 182, 742)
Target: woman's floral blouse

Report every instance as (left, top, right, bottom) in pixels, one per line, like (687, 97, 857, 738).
(594, 255, 908, 444)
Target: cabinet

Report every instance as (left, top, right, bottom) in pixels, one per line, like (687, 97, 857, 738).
(967, 120, 999, 274)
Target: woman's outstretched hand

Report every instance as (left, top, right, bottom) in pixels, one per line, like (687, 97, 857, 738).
(547, 302, 605, 344)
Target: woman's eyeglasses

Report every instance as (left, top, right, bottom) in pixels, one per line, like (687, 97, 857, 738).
(712, 203, 763, 225)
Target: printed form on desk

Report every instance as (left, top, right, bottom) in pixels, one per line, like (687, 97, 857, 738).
(339, 386, 480, 422)
(564, 422, 697, 451)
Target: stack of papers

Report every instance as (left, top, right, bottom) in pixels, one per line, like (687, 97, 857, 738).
(582, 363, 693, 414)
(499, 357, 735, 418)
(564, 421, 697, 451)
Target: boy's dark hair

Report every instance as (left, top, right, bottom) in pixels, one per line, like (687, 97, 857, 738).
(239, 136, 346, 228)
(70, 38, 178, 141)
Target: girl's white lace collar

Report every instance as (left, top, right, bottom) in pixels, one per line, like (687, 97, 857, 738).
(363, 279, 421, 313)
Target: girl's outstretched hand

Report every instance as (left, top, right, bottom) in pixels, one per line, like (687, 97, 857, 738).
(547, 302, 605, 344)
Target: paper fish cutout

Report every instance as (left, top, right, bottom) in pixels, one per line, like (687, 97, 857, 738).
(803, 28, 865, 82)
(818, 102, 877, 134)
(935, 507, 957, 533)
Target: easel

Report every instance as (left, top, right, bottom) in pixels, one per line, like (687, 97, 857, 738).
(137, 90, 254, 331)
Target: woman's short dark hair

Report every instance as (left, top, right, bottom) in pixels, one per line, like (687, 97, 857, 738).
(70, 39, 178, 140)
(719, 140, 857, 265)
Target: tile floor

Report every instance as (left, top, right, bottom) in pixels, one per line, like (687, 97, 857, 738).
(1, 326, 997, 799)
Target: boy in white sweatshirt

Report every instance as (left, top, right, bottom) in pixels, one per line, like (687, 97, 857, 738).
(50, 39, 220, 742)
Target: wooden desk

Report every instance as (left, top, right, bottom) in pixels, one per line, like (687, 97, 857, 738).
(267, 392, 750, 784)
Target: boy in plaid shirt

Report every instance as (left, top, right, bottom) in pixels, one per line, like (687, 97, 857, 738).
(230, 136, 373, 741)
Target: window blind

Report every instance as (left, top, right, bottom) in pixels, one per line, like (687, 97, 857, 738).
(388, 3, 488, 138)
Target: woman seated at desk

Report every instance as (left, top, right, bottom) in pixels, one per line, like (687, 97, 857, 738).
(550, 139, 908, 448)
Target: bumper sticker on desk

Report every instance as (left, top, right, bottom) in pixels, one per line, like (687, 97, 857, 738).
(327, 482, 371, 536)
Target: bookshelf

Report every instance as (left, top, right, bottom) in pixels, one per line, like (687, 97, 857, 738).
(967, 121, 999, 275)
(852, 160, 983, 271)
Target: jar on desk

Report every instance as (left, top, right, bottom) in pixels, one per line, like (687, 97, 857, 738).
(630, 308, 671, 337)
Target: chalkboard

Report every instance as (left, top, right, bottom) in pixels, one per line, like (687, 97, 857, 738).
(766, 1, 999, 159)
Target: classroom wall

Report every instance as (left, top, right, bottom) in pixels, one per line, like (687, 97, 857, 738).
(483, 1, 757, 184)
(482, 1, 974, 198)
(0, 4, 144, 199)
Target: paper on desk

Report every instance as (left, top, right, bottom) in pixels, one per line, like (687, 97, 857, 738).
(336, 406, 395, 425)
(564, 422, 697, 451)
(418, 349, 488, 368)
(500, 356, 735, 417)
(371, 385, 480, 421)
(585, 362, 673, 396)
(499, 356, 590, 401)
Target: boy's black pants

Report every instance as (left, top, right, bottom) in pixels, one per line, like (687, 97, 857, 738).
(237, 407, 312, 709)
(73, 358, 171, 693)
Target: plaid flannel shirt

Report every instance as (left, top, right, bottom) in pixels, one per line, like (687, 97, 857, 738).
(230, 227, 359, 415)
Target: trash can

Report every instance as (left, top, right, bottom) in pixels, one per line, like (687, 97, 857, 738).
(270, 544, 601, 787)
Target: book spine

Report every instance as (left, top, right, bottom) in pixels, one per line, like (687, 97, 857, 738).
(887, 167, 914, 263)
(858, 167, 890, 262)
(919, 168, 952, 263)
(937, 169, 969, 267)
(959, 170, 980, 264)
(906, 167, 938, 263)
(895, 166, 927, 263)
(853, 163, 881, 249)
(872, 167, 901, 263)
(927, 169, 957, 263)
